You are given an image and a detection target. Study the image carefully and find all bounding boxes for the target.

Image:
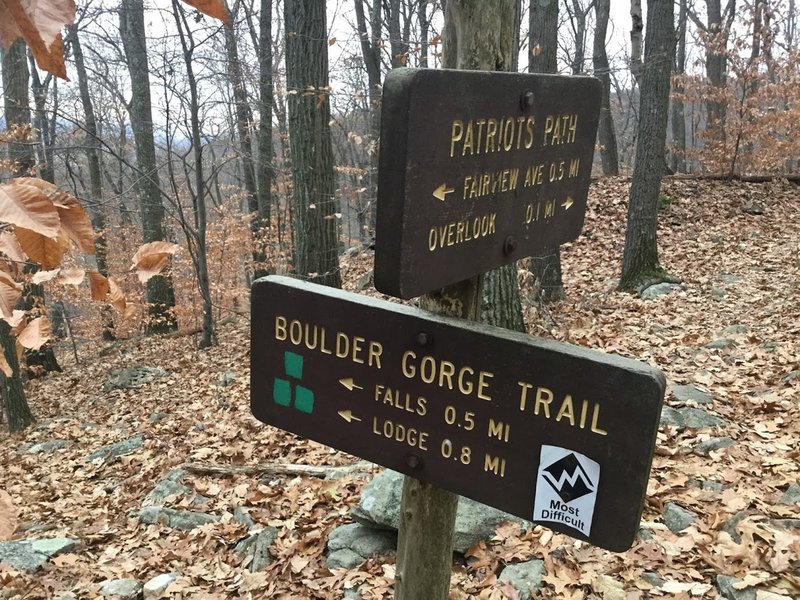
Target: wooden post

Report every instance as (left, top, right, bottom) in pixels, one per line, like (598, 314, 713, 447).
(395, 278, 482, 599)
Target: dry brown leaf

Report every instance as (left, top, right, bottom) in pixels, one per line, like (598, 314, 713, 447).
(32, 268, 60, 284)
(179, 0, 229, 23)
(0, 231, 26, 265)
(0, 348, 12, 377)
(59, 268, 85, 285)
(131, 241, 179, 284)
(0, 490, 16, 540)
(0, 270, 22, 319)
(0, 0, 74, 78)
(15, 227, 69, 269)
(17, 316, 51, 350)
(0, 181, 60, 238)
(88, 271, 110, 300)
(2, 310, 26, 328)
(108, 278, 126, 313)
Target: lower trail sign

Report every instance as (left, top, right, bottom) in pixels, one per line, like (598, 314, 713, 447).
(251, 276, 666, 552)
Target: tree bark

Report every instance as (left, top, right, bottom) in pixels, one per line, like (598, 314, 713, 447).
(0, 321, 33, 432)
(119, 0, 178, 334)
(629, 0, 643, 84)
(284, 0, 342, 288)
(395, 3, 521, 598)
(1, 39, 35, 176)
(593, 0, 620, 175)
(67, 23, 115, 340)
(255, 0, 274, 278)
(528, 0, 564, 302)
(619, 0, 677, 291)
(27, 56, 55, 183)
(670, 0, 688, 173)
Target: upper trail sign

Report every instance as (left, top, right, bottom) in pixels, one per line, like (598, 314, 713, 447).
(251, 276, 665, 552)
(375, 68, 602, 298)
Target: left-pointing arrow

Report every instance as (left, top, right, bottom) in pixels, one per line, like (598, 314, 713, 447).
(338, 410, 362, 423)
(339, 378, 364, 391)
(562, 196, 574, 210)
(432, 182, 455, 201)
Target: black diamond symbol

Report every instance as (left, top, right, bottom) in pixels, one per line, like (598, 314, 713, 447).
(542, 453, 594, 503)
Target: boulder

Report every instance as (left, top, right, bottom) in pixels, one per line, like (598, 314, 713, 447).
(99, 579, 142, 599)
(498, 560, 546, 600)
(0, 537, 78, 571)
(694, 437, 734, 457)
(641, 283, 682, 299)
(326, 523, 396, 569)
(779, 484, 800, 505)
(660, 407, 727, 430)
(137, 507, 218, 531)
(26, 439, 71, 454)
(717, 575, 756, 600)
(142, 470, 206, 508)
(104, 367, 167, 392)
(143, 573, 180, 599)
(352, 470, 530, 553)
(234, 527, 279, 571)
(663, 503, 696, 533)
(670, 384, 712, 405)
(86, 435, 144, 463)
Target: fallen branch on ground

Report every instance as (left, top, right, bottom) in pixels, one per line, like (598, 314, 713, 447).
(180, 460, 376, 479)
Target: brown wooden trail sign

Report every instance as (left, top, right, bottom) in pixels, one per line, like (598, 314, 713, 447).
(375, 68, 602, 299)
(251, 276, 666, 552)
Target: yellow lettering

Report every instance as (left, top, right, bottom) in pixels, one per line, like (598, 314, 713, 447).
(275, 315, 287, 340)
(591, 404, 607, 435)
(556, 395, 575, 426)
(401, 350, 416, 378)
(534, 387, 553, 418)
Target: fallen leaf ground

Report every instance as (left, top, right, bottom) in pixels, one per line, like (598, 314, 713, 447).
(1, 177, 798, 599)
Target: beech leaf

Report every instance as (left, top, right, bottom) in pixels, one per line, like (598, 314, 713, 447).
(131, 241, 179, 284)
(15, 227, 70, 270)
(32, 268, 60, 284)
(0, 489, 17, 540)
(0, 230, 26, 264)
(59, 268, 85, 285)
(0, 0, 74, 79)
(0, 349, 12, 378)
(108, 278, 127, 314)
(0, 181, 60, 238)
(17, 316, 51, 350)
(179, 0, 229, 23)
(88, 271, 110, 300)
(0, 270, 23, 319)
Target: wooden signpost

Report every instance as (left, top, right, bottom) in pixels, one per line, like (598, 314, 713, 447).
(375, 68, 601, 299)
(251, 276, 665, 552)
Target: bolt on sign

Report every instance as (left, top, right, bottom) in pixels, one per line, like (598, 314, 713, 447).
(374, 68, 602, 299)
(251, 277, 666, 552)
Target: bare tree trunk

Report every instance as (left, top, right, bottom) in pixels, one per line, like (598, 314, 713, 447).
(528, 0, 564, 302)
(0, 321, 33, 432)
(629, 0, 643, 84)
(670, 0, 688, 173)
(119, 0, 178, 334)
(354, 0, 382, 240)
(173, 0, 214, 347)
(594, 0, 620, 175)
(255, 0, 274, 277)
(67, 23, 115, 340)
(27, 55, 55, 183)
(2, 40, 35, 176)
(418, 0, 429, 67)
(619, 0, 677, 291)
(284, 0, 342, 288)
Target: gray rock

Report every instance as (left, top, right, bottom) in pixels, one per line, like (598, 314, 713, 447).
(783, 371, 800, 385)
(671, 384, 712, 405)
(641, 283, 682, 299)
(660, 407, 728, 430)
(742, 201, 764, 215)
(717, 274, 741, 285)
(760, 341, 779, 352)
(99, 578, 142, 599)
(216, 371, 236, 387)
(352, 470, 529, 553)
(104, 367, 167, 392)
(235, 527, 279, 571)
(86, 435, 144, 463)
(233, 507, 256, 530)
(704, 338, 737, 350)
(143, 573, 179, 599)
(779, 484, 800, 505)
(694, 437, 735, 457)
(498, 560, 546, 600)
(0, 537, 78, 571)
(723, 511, 751, 543)
(26, 439, 71, 454)
(143, 470, 206, 508)
(688, 479, 725, 492)
(723, 324, 749, 335)
(773, 519, 800, 530)
(327, 548, 365, 570)
(137, 507, 219, 531)
(663, 503, 696, 533)
(147, 412, 170, 424)
(328, 523, 396, 560)
(717, 574, 756, 600)
(642, 572, 665, 588)
(711, 288, 728, 300)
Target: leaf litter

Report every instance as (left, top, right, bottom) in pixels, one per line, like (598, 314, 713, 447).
(0, 177, 798, 598)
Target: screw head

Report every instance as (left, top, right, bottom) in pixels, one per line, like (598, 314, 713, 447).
(503, 236, 518, 255)
(416, 331, 431, 346)
(407, 454, 421, 469)
(521, 90, 535, 110)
